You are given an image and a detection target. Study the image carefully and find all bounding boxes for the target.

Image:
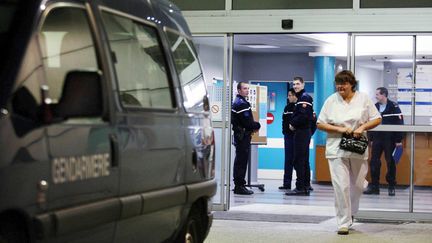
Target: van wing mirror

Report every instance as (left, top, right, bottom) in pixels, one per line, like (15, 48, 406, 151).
(54, 70, 103, 119)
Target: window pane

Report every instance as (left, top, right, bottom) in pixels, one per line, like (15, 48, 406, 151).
(233, 0, 352, 10)
(166, 31, 207, 112)
(361, 0, 432, 8)
(360, 130, 409, 212)
(101, 12, 173, 109)
(415, 36, 432, 126)
(170, 0, 225, 10)
(39, 7, 98, 103)
(355, 36, 414, 125)
(413, 132, 432, 213)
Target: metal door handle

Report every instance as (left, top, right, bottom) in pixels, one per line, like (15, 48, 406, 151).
(192, 150, 197, 171)
(110, 134, 119, 167)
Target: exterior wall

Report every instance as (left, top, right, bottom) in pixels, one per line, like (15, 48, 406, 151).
(183, 8, 432, 34)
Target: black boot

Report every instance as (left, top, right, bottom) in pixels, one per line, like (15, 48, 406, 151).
(285, 188, 309, 196)
(388, 185, 395, 196)
(363, 185, 380, 195)
(234, 186, 254, 195)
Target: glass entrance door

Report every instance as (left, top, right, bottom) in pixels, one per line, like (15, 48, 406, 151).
(193, 35, 233, 210)
(353, 34, 432, 219)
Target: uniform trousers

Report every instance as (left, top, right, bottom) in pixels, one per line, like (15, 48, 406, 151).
(283, 134, 294, 187)
(233, 135, 252, 187)
(370, 140, 396, 187)
(328, 157, 368, 228)
(293, 128, 311, 190)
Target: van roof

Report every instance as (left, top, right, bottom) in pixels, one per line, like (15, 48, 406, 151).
(0, 0, 191, 108)
(99, 0, 192, 37)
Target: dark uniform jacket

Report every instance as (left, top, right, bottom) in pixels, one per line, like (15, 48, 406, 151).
(291, 89, 316, 134)
(368, 99, 404, 143)
(231, 94, 261, 141)
(282, 102, 295, 136)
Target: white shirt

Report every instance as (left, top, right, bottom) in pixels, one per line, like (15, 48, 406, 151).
(379, 103, 387, 112)
(317, 91, 381, 160)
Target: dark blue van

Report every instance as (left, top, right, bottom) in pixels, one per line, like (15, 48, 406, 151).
(0, 0, 216, 242)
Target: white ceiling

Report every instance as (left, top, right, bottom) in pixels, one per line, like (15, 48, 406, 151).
(193, 34, 432, 71)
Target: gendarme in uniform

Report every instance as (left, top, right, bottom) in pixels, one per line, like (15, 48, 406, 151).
(231, 86, 261, 195)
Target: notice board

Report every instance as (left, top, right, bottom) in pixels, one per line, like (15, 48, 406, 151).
(247, 84, 267, 145)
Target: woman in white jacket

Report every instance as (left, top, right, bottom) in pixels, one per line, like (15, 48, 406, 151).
(317, 70, 381, 235)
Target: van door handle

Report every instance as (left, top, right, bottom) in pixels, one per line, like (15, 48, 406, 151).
(192, 150, 198, 171)
(110, 134, 119, 167)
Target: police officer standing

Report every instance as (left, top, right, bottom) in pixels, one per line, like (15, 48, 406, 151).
(279, 88, 297, 190)
(231, 82, 261, 195)
(286, 77, 314, 196)
(365, 87, 404, 196)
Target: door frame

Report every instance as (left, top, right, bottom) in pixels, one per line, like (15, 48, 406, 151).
(192, 34, 233, 210)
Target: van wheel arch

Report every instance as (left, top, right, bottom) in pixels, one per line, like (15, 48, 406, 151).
(0, 210, 33, 243)
(175, 199, 208, 243)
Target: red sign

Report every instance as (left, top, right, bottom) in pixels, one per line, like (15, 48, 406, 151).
(266, 112, 274, 124)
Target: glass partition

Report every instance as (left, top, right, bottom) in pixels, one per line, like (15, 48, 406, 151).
(193, 36, 231, 210)
(361, 0, 432, 8)
(415, 36, 432, 126)
(233, 0, 352, 10)
(355, 35, 414, 212)
(171, 0, 225, 11)
(413, 132, 432, 213)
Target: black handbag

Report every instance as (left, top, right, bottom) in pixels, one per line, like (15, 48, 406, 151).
(339, 133, 368, 154)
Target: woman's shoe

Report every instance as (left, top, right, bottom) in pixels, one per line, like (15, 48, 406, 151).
(337, 226, 349, 235)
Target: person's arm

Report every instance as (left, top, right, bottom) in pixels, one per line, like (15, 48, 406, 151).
(290, 95, 312, 128)
(394, 104, 404, 145)
(351, 95, 382, 138)
(317, 123, 352, 134)
(352, 118, 382, 137)
(240, 108, 261, 131)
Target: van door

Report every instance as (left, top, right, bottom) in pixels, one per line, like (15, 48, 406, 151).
(39, 5, 119, 241)
(99, 9, 186, 242)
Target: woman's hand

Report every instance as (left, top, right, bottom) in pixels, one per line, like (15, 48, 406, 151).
(337, 126, 353, 134)
(353, 127, 365, 138)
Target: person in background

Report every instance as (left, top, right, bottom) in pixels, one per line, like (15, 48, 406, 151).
(285, 77, 314, 196)
(317, 70, 381, 235)
(231, 82, 261, 195)
(279, 88, 297, 190)
(364, 87, 404, 196)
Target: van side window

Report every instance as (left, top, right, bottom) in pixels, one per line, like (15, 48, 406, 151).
(101, 11, 174, 109)
(39, 7, 99, 104)
(10, 36, 45, 136)
(165, 31, 207, 113)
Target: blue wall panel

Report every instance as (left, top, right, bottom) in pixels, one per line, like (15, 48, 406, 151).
(258, 148, 285, 169)
(252, 81, 315, 171)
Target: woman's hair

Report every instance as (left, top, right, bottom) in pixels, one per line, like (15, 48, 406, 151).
(334, 70, 357, 91)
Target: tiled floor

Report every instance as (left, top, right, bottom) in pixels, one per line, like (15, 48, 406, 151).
(205, 179, 432, 242)
(230, 179, 432, 213)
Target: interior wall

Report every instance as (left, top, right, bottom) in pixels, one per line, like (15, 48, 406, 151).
(234, 52, 314, 82)
(195, 44, 224, 85)
(356, 66, 384, 100)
